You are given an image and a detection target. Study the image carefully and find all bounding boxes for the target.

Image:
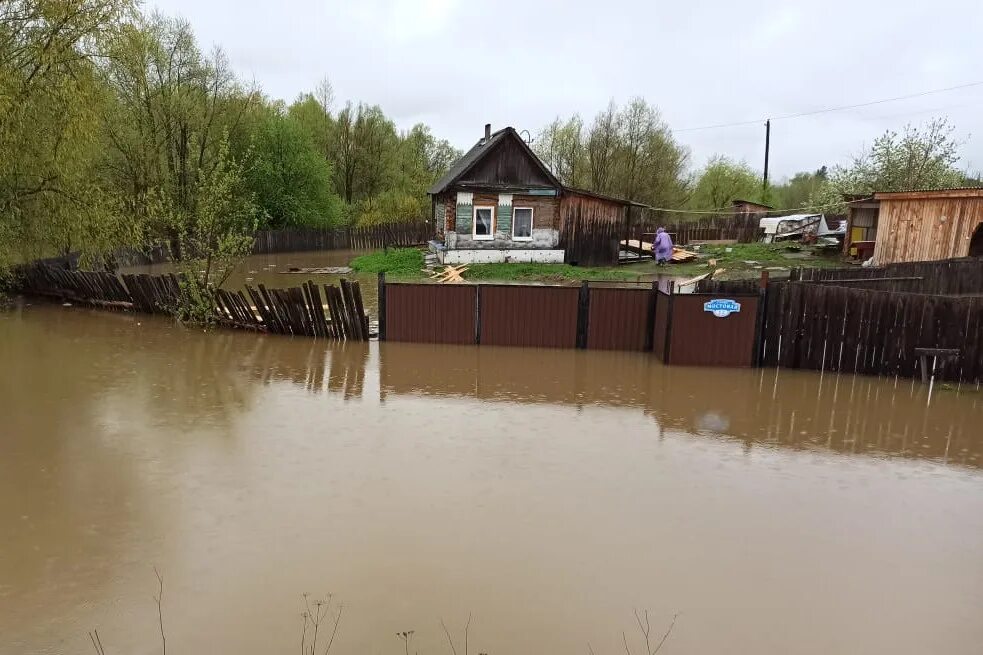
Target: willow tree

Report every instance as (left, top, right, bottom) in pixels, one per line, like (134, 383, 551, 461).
(536, 98, 689, 208)
(0, 0, 136, 267)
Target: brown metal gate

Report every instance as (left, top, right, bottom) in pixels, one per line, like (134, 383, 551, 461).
(667, 294, 759, 367)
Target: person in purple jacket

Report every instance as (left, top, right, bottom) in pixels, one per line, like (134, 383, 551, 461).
(654, 227, 673, 265)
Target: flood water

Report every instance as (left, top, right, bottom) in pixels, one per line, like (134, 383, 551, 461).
(2, 300, 983, 655)
(121, 249, 383, 314)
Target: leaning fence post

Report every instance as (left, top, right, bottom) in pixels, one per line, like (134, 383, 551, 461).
(576, 280, 590, 349)
(377, 272, 387, 341)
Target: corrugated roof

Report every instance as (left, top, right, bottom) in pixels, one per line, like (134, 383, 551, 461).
(874, 187, 983, 200)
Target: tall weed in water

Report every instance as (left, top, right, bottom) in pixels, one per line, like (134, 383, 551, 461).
(87, 575, 677, 654)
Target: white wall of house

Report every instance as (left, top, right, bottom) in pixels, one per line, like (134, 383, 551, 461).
(439, 248, 565, 265)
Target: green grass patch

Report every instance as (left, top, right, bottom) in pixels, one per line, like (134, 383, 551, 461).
(350, 248, 424, 278)
(462, 263, 640, 282)
(349, 242, 845, 283)
(664, 242, 843, 278)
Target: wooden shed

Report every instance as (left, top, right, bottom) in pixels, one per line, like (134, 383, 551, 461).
(430, 124, 631, 267)
(842, 195, 880, 261)
(872, 189, 983, 264)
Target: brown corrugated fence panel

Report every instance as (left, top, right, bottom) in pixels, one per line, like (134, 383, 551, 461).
(652, 292, 670, 361)
(587, 287, 651, 351)
(668, 294, 759, 367)
(480, 285, 579, 348)
(386, 284, 476, 344)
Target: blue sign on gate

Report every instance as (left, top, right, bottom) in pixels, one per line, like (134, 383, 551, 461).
(704, 298, 742, 318)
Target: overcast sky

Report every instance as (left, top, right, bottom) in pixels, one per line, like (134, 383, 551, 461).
(149, 0, 983, 180)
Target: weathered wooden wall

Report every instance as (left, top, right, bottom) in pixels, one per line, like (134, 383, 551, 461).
(558, 191, 627, 266)
(874, 191, 983, 264)
(627, 211, 762, 246)
(760, 282, 982, 383)
(252, 222, 432, 254)
(459, 136, 557, 189)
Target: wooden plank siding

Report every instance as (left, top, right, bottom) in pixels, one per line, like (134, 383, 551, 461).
(458, 136, 557, 189)
(873, 191, 983, 264)
(558, 191, 628, 266)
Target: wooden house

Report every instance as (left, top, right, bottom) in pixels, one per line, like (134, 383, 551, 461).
(429, 124, 632, 266)
(731, 199, 772, 218)
(871, 188, 983, 264)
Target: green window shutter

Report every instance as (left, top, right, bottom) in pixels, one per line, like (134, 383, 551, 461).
(497, 194, 513, 235)
(455, 192, 473, 234)
(497, 205, 512, 234)
(456, 204, 472, 234)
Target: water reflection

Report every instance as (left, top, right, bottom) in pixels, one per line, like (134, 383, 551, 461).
(379, 343, 983, 469)
(3, 303, 983, 655)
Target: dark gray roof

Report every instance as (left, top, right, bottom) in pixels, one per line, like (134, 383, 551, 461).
(428, 129, 508, 195)
(429, 127, 560, 195)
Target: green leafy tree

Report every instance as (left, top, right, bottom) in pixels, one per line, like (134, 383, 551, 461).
(536, 98, 689, 208)
(245, 107, 343, 228)
(688, 156, 764, 211)
(771, 167, 828, 211)
(811, 118, 966, 210)
(0, 0, 136, 267)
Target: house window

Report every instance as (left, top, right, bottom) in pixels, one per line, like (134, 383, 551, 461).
(512, 207, 533, 241)
(473, 206, 494, 240)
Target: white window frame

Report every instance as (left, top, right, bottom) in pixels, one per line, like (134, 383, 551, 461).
(472, 205, 495, 241)
(511, 206, 534, 241)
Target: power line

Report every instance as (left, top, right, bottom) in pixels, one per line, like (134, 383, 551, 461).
(676, 81, 983, 133)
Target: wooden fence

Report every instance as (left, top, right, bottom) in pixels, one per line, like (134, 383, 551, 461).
(111, 222, 433, 265)
(627, 213, 762, 246)
(16, 262, 370, 340)
(696, 257, 983, 383)
(252, 222, 432, 254)
(760, 282, 982, 383)
(381, 278, 762, 363)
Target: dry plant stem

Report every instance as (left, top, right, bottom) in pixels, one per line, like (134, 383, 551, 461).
(324, 604, 343, 655)
(154, 567, 166, 655)
(626, 609, 678, 655)
(440, 612, 472, 655)
(88, 629, 106, 655)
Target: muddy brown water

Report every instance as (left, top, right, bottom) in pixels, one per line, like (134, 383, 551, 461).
(2, 300, 983, 655)
(120, 249, 383, 314)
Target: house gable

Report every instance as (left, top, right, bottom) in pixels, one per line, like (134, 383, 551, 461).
(458, 132, 557, 189)
(430, 127, 560, 195)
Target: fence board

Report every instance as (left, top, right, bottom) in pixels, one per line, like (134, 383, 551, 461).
(667, 294, 759, 367)
(587, 287, 652, 351)
(480, 285, 580, 349)
(385, 284, 477, 344)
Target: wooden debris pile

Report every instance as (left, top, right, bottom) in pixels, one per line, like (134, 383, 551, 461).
(671, 247, 698, 262)
(430, 264, 469, 283)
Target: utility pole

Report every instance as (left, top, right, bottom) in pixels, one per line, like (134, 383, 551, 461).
(763, 119, 771, 192)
